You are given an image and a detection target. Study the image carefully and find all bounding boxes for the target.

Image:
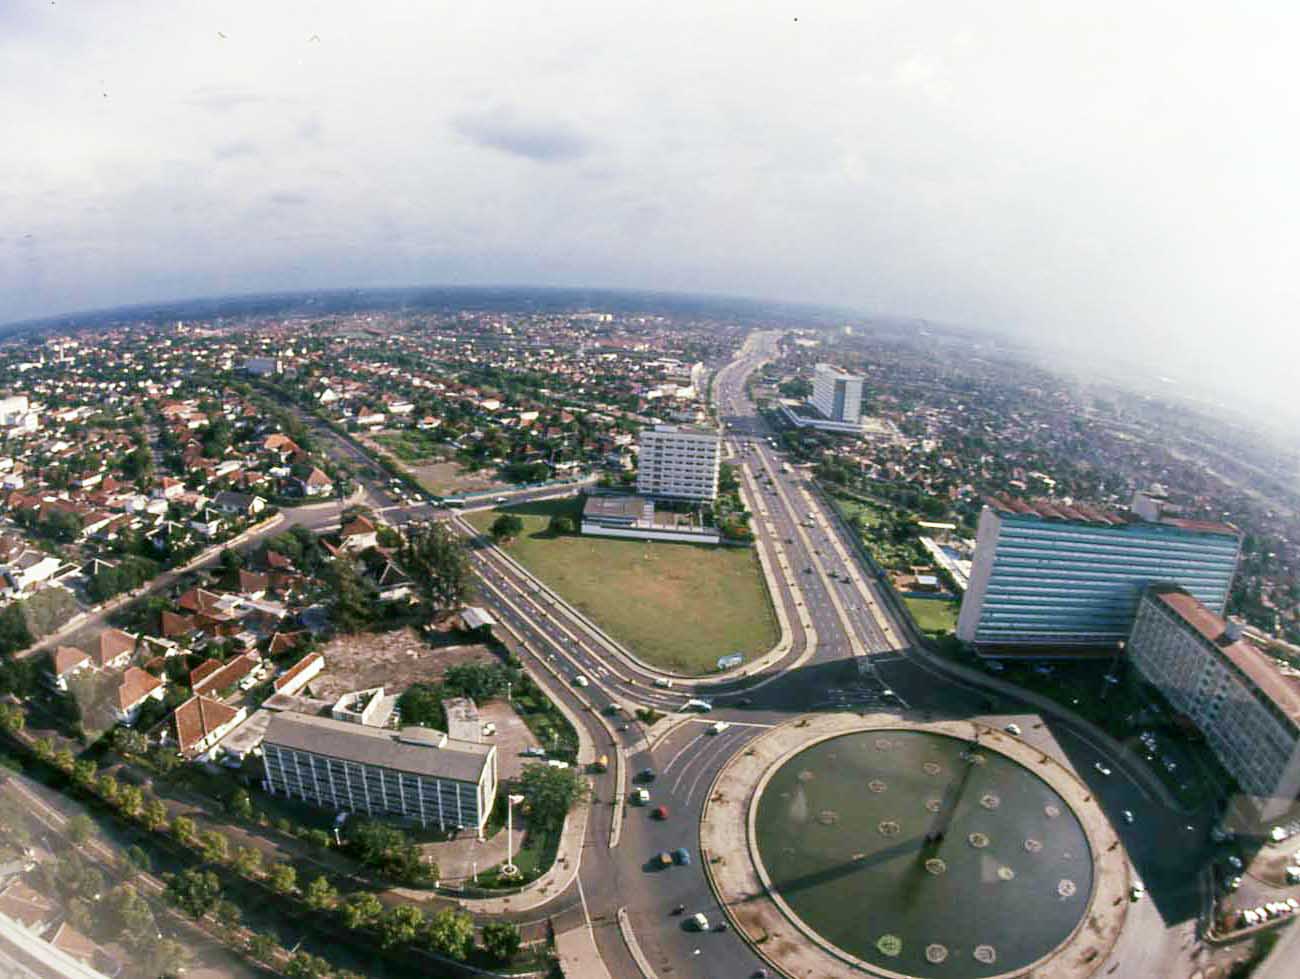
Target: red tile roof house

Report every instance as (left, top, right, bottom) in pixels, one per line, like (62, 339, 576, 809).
(111, 666, 164, 726)
(170, 694, 247, 761)
(339, 514, 378, 552)
(47, 645, 92, 692)
(91, 628, 137, 670)
(190, 652, 259, 698)
(300, 466, 333, 497)
(272, 650, 324, 696)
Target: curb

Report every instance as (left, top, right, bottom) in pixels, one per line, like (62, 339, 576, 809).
(617, 906, 659, 979)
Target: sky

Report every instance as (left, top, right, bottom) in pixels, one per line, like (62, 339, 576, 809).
(2, 1, 1299, 399)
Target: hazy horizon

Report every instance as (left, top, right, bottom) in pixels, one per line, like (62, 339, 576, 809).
(4, 2, 1299, 406)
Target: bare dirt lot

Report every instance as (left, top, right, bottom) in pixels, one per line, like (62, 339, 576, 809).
(407, 459, 510, 497)
(308, 625, 500, 701)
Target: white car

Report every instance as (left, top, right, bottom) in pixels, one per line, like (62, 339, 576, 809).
(634, 788, 650, 804)
(1129, 882, 1145, 901)
(1094, 762, 1112, 776)
(710, 721, 731, 735)
(1122, 810, 1134, 824)
(573, 675, 590, 688)
(1004, 723, 1022, 736)
(690, 912, 709, 931)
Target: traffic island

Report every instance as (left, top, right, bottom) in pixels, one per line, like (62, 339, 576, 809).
(701, 712, 1130, 979)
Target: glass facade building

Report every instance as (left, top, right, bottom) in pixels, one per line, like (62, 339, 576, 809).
(957, 496, 1241, 649)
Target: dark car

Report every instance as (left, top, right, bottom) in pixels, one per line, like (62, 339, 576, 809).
(637, 768, 657, 782)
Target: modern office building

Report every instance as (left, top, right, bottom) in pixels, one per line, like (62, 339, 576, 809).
(1129, 585, 1300, 823)
(635, 424, 721, 502)
(810, 363, 865, 424)
(956, 494, 1241, 651)
(262, 712, 498, 836)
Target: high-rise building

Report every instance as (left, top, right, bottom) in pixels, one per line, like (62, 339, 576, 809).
(635, 424, 721, 501)
(810, 363, 865, 424)
(1128, 585, 1300, 822)
(262, 712, 498, 836)
(956, 495, 1241, 650)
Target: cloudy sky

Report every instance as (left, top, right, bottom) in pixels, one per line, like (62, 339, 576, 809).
(2, 2, 1298, 393)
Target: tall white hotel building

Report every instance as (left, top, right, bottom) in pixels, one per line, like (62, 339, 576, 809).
(635, 424, 721, 502)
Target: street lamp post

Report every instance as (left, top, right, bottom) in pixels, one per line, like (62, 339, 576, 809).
(502, 793, 525, 879)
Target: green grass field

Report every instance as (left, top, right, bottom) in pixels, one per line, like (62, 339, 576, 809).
(904, 596, 960, 635)
(469, 499, 779, 675)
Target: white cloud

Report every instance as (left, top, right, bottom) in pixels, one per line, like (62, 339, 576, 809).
(0, 1, 1297, 401)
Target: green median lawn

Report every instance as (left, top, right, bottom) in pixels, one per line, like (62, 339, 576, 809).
(904, 596, 960, 635)
(468, 499, 778, 675)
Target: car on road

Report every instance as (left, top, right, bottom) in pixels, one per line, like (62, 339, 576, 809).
(690, 912, 709, 931)
(637, 768, 657, 782)
(653, 678, 674, 689)
(522, 746, 546, 758)
(710, 721, 731, 735)
(634, 788, 650, 804)
(573, 675, 590, 687)
(1122, 810, 1134, 824)
(683, 698, 713, 712)
(1004, 723, 1022, 736)
(1130, 882, 1145, 901)
(736, 697, 754, 707)
(673, 847, 691, 865)
(653, 806, 669, 820)
(657, 851, 673, 868)
(1094, 762, 1112, 776)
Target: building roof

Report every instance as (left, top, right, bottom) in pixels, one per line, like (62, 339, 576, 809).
(583, 494, 650, 520)
(264, 712, 493, 785)
(91, 628, 135, 667)
(171, 694, 241, 753)
(1148, 586, 1300, 726)
(51, 646, 89, 677)
(986, 493, 1238, 537)
(190, 653, 258, 696)
(115, 666, 163, 711)
(461, 606, 496, 630)
(273, 650, 322, 691)
(0, 879, 56, 930)
(160, 610, 196, 637)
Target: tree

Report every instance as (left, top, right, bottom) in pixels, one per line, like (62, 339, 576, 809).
(0, 602, 33, 655)
(400, 522, 472, 611)
(233, 845, 263, 878)
(71, 758, 98, 789)
(247, 931, 278, 964)
(105, 884, 155, 947)
(52, 746, 76, 773)
(340, 892, 383, 930)
(286, 952, 331, 978)
(396, 682, 446, 729)
(303, 874, 337, 911)
(0, 702, 25, 734)
(227, 787, 254, 820)
(425, 907, 474, 960)
(142, 797, 169, 831)
(117, 785, 144, 820)
(112, 726, 148, 756)
(481, 920, 522, 962)
(323, 557, 376, 633)
(490, 513, 524, 542)
(442, 661, 509, 702)
(165, 868, 222, 919)
(200, 829, 230, 865)
(518, 762, 589, 829)
(267, 862, 298, 895)
(345, 819, 430, 883)
(548, 514, 576, 535)
(171, 815, 199, 848)
(95, 773, 120, 806)
(377, 904, 424, 949)
(65, 814, 94, 846)
(140, 938, 191, 979)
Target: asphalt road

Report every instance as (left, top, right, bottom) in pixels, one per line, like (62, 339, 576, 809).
(298, 331, 1207, 979)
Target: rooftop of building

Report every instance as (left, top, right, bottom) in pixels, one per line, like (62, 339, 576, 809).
(1146, 585, 1300, 726)
(264, 711, 493, 784)
(814, 362, 863, 380)
(644, 423, 718, 438)
(985, 493, 1239, 537)
(583, 494, 651, 519)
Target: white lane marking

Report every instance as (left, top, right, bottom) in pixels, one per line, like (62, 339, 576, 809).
(660, 730, 709, 775)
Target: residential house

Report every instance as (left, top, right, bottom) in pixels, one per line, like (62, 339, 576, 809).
(48, 645, 91, 692)
(112, 667, 164, 725)
(91, 629, 136, 670)
(171, 694, 247, 760)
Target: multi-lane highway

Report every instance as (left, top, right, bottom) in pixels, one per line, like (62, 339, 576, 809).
(303, 331, 1205, 979)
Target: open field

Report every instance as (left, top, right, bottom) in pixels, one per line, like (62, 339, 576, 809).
(468, 498, 778, 674)
(308, 625, 499, 701)
(903, 595, 960, 635)
(362, 432, 510, 496)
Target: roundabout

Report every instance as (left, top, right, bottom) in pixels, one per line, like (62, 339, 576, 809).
(701, 713, 1131, 979)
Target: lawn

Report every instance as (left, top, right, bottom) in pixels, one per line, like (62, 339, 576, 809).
(904, 596, 960, 635)
(468, 499, 779, 675)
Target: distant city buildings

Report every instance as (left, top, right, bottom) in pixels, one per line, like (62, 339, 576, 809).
(262, 712, 499, 836)
(635, 424, 721, 502)
(1128, 584, 1300, 823)
(957, 494, 1242, 651)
